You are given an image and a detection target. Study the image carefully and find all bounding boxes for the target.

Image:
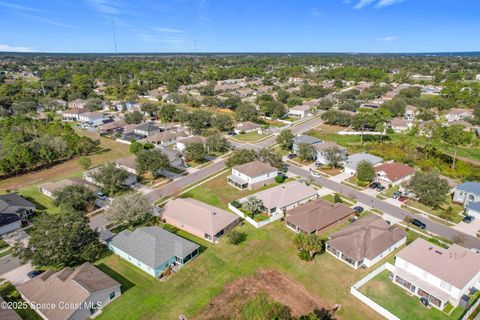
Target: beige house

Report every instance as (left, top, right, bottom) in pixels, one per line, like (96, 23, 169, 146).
(18, 262, 121, 320)
(234, 121, 262, 134)
(227, 160, 278, 190)
(162, 198, 239, 243)
(146, 130, 186, 147)
(39, 178, 98, 198)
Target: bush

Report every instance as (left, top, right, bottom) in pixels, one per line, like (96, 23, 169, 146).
(275, 175, 286, 183)
(298, 249, 313, 261)
(227, 230, 247, 245)
(231, 200, 242, 208)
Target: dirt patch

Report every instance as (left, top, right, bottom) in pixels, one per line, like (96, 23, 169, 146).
(195, 269, 333, 320)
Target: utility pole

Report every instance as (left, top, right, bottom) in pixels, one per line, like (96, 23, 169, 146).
(111, 16, 118, 55)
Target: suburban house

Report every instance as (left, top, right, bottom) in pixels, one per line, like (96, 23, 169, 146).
(0, 193, 36, 235)
(446, 108, 474, 122)
(83, 166, 137, 187)
(234, 121, 262, 134)
(227, 160, 278, 190)
(292, 135, 322, 154)
(146, 130, 186, 147)
(453, 182, 480, 211)
(392, 238, 480, 309)
(115, 156, 138, 175)
(374, 162, 415, 187)
(285, 199, 356, 234)
(176, 135, 207, 151)
(161, 198, 239, 243)
(62, 109, 87, 122)
(97, 120, 126, 134)
(314, 142, 348, 165)
(109, 226, 199, 277)
(388, 117, 413, 133)
(248, 180, 318, 215)
(288, 104, 313, 118)
(39, 178, 98, 198)
(404, 105, 418, 121)
(17, 262, 121, 320)
(78, 111, 108, 124)
(161, 147, 186, 170)
(326, 215, 406, 269)
(344, 153, 383, 175)
(68, 98, 87, 109)
(133, 122, 161, 137)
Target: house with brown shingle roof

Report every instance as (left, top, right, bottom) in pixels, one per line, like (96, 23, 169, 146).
(326, 215, 406, 269)
(17, 262, 121, 320)
(374, 161, 415, 187)
(228, 160, 278, 190)
(314, 142, 347, 165)
(392, 238, 480, 309)
(146, 130, 186, 147)
(175, 135, 207, 151)
(285, 199, 356, 234)
(161, 198, 239, 243)
(234, 121, 262, 134)
(39, 178, 98, 198)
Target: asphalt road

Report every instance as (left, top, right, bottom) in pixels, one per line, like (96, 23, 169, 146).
(287, 164, 480, 250)
(0, 254, 22, 276)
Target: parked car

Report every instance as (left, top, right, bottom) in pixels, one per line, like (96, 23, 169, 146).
(314, 162, 322, 168)
(309, 169, 321, 178)
(287, 153, 297, 159)
(375, 185, 386, 192)
(463, 215, 475, 223)
(392, 191, 402, 199)
(369, 182, 380, 189)
(411, 218, 426, 229)
(27, 270, 42, 278)
(398, 196, 408, 202)
(227, 131, 237, 136)
(96, 191, 107, 201)
(353, 206, 364, 214)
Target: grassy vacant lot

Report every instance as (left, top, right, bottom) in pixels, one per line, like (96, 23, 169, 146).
(359, 270, 463, 320)
(0, 131, 131, 192)
(96, 221, 384, 320)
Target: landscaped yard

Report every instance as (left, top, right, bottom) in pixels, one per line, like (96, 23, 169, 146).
(404, 197, 464, 224)
(232, 131, 266, 142)
(96, 221, 386, 320)
(359, 270, 463, 320)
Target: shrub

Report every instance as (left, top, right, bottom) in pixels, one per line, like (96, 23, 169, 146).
(275, 175, 285, 183)
(298, 249, 313, 261)
(231, 200, 242, 208)
(227, 230, 247, 245)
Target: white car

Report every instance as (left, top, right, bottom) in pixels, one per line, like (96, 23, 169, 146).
(310, 170, 321, 178)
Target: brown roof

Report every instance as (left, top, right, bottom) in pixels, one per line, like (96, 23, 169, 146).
(285, 199, 355, 233)
(63, 108, 87, 115)
(162, 198, 239, 236)
(177, 135, 207, 145)
(374, 162, 415, 182)
(17, 263, 120, 320)
(98, 120, 126, 131)
(39, 178, 98, 194)
(147, 130, 186, 143)
(116, 155, 137, 170)
(389, 117, 409, 127)
(313, 141, 346, 152)
(235, 121, 261, 131)
(327, 215, 406, 261)
(233, 160, 277, 178)
(396, 238, 480, 289)
(252, 181, 318, 211)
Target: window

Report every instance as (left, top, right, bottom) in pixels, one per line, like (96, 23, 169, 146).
(109, 291, 116, 300)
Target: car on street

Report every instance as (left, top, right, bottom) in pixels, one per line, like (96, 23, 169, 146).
(309, 169, 321, 177)
(411, 218, 426, 229)
(96, 191, 107, 201)
(27, 270, 42, 278)
(287, 153, 297, 159)
(353, 206, 364, 214)
(463, 215, 475, 223)
(392, 191, 402, 199)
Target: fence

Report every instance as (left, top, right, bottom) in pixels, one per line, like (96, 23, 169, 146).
(228, 203, 283, 228)
(350, 263, 401, 320)
(459, 293, 480, 320)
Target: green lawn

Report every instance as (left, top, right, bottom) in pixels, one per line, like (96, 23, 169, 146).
(233, 131, 266, 142)
(15, 185, 60, 214)
(96, 221, 386, 320)
(404, 197, 464, 224)
(322, 193, 357, 204)
(359, 270, 461, 320)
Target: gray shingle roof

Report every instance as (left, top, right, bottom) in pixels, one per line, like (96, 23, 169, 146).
(0, 193, 35, 211)
(293, 135, 322, 146)
(344, 153, 383, 171)
(110, 227, 199, 269)
(457, 182, 480, 196)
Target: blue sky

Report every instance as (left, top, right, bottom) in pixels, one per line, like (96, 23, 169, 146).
(0, 0, 479, 53)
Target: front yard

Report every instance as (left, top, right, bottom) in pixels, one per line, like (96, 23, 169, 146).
(232, 131, 266, 142)
(404, 197, 465, 224)
(359, 270, 463, 320)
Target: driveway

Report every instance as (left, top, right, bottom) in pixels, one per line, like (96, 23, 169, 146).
(452, 218, 480, 237)
(330, 170, 352, 183)
(0, 258, 33, 285)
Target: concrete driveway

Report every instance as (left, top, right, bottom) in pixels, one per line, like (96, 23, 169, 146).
(452, 218, 480, 237)
(0, 254, 33, 285)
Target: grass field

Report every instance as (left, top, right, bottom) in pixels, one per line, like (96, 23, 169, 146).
(232, 131, 266, 142)
(359, 270, 462, 320)
(96, 221, 386, 320)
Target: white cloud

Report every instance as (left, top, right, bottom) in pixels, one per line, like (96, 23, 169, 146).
(310, 8, 324, 16)
(0, 1, 50, 13)
(152, 27, 185, 34)
(354, 0, 376, 9)
(376, 0, 406, 7)
(85, 0, 120, 15)
(375, 36, 396, 42)
(0, 44, 34, 52)
(353, 0, 406, 9)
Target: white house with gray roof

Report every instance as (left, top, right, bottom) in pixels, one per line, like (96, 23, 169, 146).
(453, 182, 480, 207)
(344, 153, 383, 175)
(292, 135, 322, 154)
(109, 227, 199, 277)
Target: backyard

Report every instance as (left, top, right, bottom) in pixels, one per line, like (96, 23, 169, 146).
(359, 270, 464, 320)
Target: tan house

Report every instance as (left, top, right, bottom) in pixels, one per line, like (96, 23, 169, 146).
(326, 215, 406, 269)
(146, 130, 186, 147)
(234, 121, 262, 134)
(285, 199, 356, 234)
(62, 109, 87, 122)
(162, 198, 239, 243)
(227, 160, 278, 190)
(17, 262, 121, 320)
(39, 178, 98, 198)
(175, 135, 207, 151)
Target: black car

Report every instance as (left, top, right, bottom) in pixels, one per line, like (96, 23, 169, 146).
(227, 131, 237, 136)
(463, 215, 475, 223)
(353, 206, 364, 214)
(27, 270, 42, 278)
(287, 153, 297, 159)
(369, 182, 380, 189)
(411, 218, 426, 229)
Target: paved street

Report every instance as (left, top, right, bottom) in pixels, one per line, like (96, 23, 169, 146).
(288, 164, 480, 250)
(0, 255, 23, 276)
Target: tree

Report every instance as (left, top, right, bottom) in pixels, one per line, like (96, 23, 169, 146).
(333, 193, 342, 203)
(78, 156, 92, 170)
(321, 146, 346, 168)
(293, 233, 324, 261)
(129, 141, 144, 154)
(105, 192, 152, 225)
(405, 171, 450, 208)
(258, 148, 283, 169)
(206, 131, 229, 153)
(159, 104, 176, 122)
(226, 230, 246, 245)
(124, 111, 144, 124)
(226, 149, 258, 167)
(212, 114, 234, 132)
(277, 129, 294, 150)
(136, 149, 170, 177)
(243, 197, 264, 215)
(356, 160, 375, 183)
(437, 124, 473, 168)
(184, 142, 206, 162)
(84, 98, 103, 111)
(92, 163, 129, 195)
(53, 185, 96, 212)
(187, 109, 212, 134)
(141, 102, 159, 116)
(298, 143, 316, 161)
(13, 211, 103, 267)
(235, 103, 258, 122)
